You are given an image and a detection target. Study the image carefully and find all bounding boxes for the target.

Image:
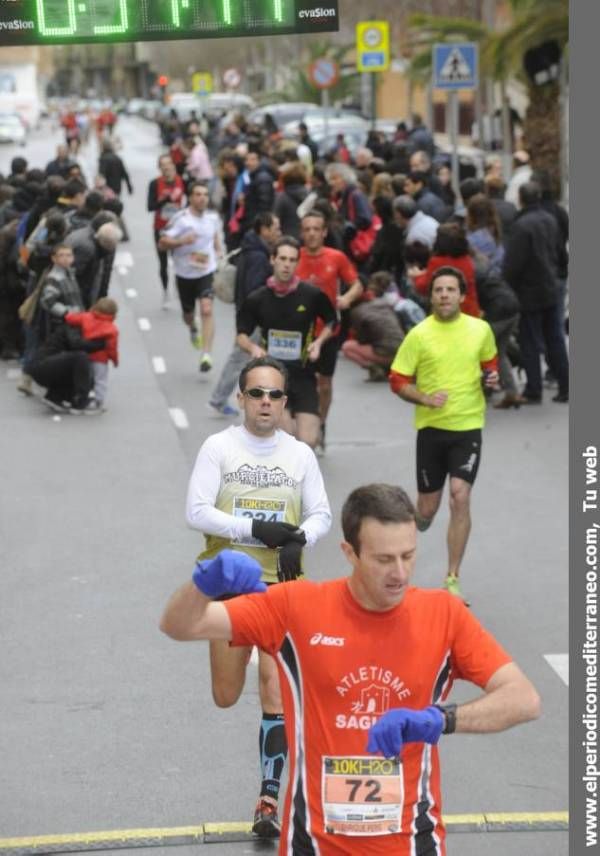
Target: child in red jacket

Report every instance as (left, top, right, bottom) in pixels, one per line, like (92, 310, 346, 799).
(65, 298, 119, 411)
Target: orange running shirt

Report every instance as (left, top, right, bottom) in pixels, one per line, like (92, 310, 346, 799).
(297, 247, 358, 335)
(225, 578, 511, 856)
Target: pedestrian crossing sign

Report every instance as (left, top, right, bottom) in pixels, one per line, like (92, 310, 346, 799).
(433, 43, 478, 90)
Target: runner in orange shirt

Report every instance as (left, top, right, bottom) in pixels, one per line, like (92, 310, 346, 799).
(161, 483, 540, 856)
(296, 210, 363, 453)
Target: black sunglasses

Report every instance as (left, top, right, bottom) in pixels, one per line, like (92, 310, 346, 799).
(244, 387, 286, 401)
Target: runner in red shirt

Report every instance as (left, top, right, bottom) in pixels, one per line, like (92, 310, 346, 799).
(161, 483, 541, 856)
(296, 210, 363, 453)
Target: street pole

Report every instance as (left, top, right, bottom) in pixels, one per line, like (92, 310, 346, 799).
(322, 87, 330, 143)
(449, 90, 459, 194)
(371, 71, 377, 130)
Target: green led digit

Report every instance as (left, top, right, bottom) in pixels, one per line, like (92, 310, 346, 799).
(223, 0, 232, 25)
(172, 0, 194, 26)
(93, 0, 130, 35)
(273, 0, 283, 22)
(36, 0, 77, 36)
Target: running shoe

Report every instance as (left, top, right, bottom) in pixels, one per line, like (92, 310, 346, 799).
(190, 326, 202, 350)
(415, 513, 432, 532)
(207, 402, 239, 418)
(252, 796, 281, 838)
(199, 354, 213, 373)
(17, 374, 33, 396)
(443, 574, 470, 606)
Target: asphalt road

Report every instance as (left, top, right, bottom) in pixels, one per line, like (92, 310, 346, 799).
(0, 118, 568, 855)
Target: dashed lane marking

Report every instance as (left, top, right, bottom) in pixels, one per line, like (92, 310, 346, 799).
(137, 318, 151, 332)
(115, 251, 134, 269)
(544, 653, 569, 686)
(6, 368, 21, 380)
(0, 813, 569, 853)
(125, 288, 138, 298)
(152, 356, 167, 375)
(169, 408, 189, 430)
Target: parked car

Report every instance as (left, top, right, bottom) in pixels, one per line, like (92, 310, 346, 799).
(248, 102, 318, 128)
(0, 112, 26, 145)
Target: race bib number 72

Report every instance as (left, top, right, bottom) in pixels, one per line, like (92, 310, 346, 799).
(322, 756, 403, 837)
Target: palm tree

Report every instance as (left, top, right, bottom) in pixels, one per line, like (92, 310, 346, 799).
(407, 0, 568, 194)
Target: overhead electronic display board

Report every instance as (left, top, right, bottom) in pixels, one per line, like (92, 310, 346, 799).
(0, 0, 339, 45)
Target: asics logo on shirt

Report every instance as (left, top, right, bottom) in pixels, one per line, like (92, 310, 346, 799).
(310, 632, 345, 646)
(297, 304, 307, 312)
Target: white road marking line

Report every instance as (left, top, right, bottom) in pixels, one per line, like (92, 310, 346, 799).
(169, 408, 189, 430)
(138, 318, 151, 331)
(152, 356, 166, 374)
(544, 654, 569, 686)
(117, 266, 129, 276)
(249, 648, 259, 666)
(6, 368, 21, 379)
(125, 288, 138, 298)
(115, 250, 134, 268)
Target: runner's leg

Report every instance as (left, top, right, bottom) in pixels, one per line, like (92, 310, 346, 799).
(198, 296, 214, 355)
(447, 478, 473, 578)
(208, 640, 251, 708)
(294, 412, 321, 449)
(254, 651, 286, 837)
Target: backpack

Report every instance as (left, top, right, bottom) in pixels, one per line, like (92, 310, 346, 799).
(213, 248, 241, 304)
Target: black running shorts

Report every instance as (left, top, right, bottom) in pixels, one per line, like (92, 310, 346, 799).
(285, 369, 320, 417)
(175, 273, 214, 314)
(314, 335, 340, 378)
(416, 427, 482, 493)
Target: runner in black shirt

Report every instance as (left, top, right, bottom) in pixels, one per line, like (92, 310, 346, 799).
(236, 237, 336, 449)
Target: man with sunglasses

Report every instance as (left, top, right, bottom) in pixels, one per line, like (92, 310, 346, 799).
(186, 355, 331, 838)
(236, 237, 337, 450)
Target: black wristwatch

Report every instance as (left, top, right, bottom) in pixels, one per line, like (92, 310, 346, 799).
(434, 702, 457, 735)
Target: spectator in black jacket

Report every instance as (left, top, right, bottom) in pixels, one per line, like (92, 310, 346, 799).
(502, 181, 569, 404)
(274, 161, 308, 240)
(45, 144, 74, 178)
(65, 212, 122, 307)
(532, 169, 569, 319)
(404, 170, 449, 223)
(484, 175, 517, 244)
(407, 114, 435, 158)
(240, 149, 275, 234)
(98, 141, 133, 197)
(208, 212, 281, 416)
(368, 195, 404, 284)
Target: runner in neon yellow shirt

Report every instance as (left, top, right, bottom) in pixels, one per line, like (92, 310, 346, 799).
(389, 266, 499, 604)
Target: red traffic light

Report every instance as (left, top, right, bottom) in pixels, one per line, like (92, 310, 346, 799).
(158, 75, 169, 87)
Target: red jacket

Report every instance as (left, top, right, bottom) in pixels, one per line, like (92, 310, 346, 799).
(413, 254, 481, 317)
(65, 310, 119, 366)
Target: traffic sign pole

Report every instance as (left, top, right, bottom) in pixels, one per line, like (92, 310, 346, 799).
(450, 91, 459, 194)
(432, 43, 479, 195)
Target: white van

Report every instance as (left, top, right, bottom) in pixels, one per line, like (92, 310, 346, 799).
(0, 64, 41, 129)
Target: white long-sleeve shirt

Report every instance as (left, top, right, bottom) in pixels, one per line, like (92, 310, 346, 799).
(186, 425, 331, 549)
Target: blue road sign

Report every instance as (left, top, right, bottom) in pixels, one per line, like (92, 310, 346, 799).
(433, 43, 478, 90)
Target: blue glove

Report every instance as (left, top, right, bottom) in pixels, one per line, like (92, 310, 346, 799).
(366, 706, 444, 758)
(192, 549, 267, 598)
